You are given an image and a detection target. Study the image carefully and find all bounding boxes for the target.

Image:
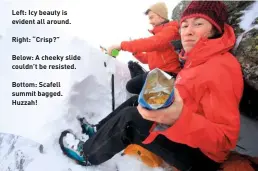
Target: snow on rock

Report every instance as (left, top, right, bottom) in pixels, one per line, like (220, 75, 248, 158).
(0, 1, 162, 171)
(0, 133, 41, 171)
(0, 0, 132, 142)
(234, 1, 258, 51)
(0, 17, 142, 171)
(239, 1, 258, 31)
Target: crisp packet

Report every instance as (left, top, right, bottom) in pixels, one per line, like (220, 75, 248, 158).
(138, 68, 175, 110)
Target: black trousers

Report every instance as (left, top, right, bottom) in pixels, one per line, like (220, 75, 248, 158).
(126, 72, 178, 95)
(83, 96, 220, 171)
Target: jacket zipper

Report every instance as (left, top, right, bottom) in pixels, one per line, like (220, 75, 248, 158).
(161, 54, 166, 64)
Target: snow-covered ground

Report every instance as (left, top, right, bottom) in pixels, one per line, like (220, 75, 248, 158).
(0, 1, 165, 171)
(0, 0, 136, 142)
(1, 0, 258, 171)
(0, 133, 166, 171)
(0, 1, 165, 169)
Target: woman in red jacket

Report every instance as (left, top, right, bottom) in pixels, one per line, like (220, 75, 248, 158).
(107, 2, 181, 95)
(140, 0, 244, 164)
(59, 1, 243, 171)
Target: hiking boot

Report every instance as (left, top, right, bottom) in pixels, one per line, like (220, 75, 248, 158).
(59, 130, 91, 166)
(77, 116, 97, 137)
(128, 61, 145, 78)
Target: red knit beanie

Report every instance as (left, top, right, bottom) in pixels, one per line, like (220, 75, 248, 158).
(180, 1, 228, 33)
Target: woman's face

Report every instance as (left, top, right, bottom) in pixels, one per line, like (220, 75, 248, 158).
(180, 17, 214, 53)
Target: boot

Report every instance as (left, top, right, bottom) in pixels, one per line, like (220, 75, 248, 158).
(59, 130, 91, 166)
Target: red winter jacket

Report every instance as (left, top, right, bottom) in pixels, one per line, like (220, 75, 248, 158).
(121, 21, 181, 73)
(142, 24, 244, 163)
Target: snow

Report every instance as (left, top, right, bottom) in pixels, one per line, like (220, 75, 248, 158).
(62, 133, 81, 149)
(233, 25, 258, 53)
(0, 0, 132, 142)
(0, 1, 167, 171)
(0, 17, 136, 171)
(234, 1, 258, 52)
(239, 1, 258, 31)
(1, 0, 258, 170)
(0, 133, 166, 171)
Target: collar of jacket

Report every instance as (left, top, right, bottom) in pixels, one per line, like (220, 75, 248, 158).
(183, 24, 236, 69)
(148, 20, 171, 35)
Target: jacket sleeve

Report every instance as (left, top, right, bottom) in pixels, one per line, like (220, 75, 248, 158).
(133, 52, 148, 64)
(166, 70, 242, 154)
(120, 22, 179, 53)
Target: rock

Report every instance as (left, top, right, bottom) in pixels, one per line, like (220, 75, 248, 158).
(39, 144, 44, 154)
(171, 1, 190, 21)
(253, 17, 258, 25)
(240, 80, 258, 120)
(235, 28, 258, 91)
(0, 133, 39, 171)
(171, 1, 258, 119)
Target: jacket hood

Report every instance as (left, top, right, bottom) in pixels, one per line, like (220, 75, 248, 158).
(183, 24, 236, 68)
(148, 20, 179, 35)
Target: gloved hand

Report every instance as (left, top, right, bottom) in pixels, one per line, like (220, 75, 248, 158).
(107, 44, 121, 56)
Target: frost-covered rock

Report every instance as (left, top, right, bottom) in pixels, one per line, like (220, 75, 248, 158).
(0, 133, 41, 171)
(235, 28, 258, 89)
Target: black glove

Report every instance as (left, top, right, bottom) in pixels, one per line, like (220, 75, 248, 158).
(171, 40, 183, 53)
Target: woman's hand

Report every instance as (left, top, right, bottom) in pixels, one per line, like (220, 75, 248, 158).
(137, 88, 183, 125)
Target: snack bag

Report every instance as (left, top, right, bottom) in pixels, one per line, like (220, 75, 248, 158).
(138, 68, 175, 110)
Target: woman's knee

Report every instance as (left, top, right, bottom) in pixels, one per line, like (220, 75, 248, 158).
(126, 79, 135, 94)
(126, 74, 145, 94)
